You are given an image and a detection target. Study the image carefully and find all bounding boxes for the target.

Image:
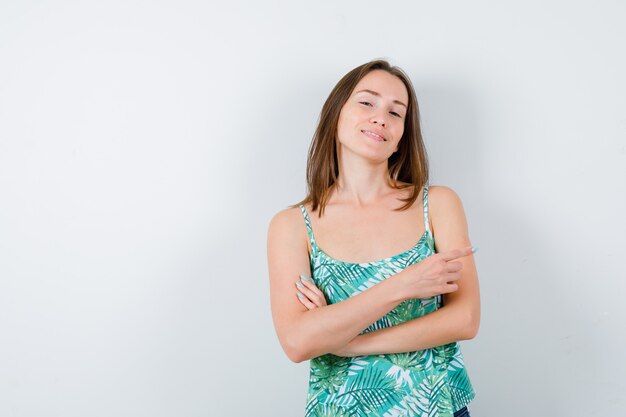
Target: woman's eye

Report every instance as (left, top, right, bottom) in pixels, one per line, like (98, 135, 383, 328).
(359, 101, 402, 118)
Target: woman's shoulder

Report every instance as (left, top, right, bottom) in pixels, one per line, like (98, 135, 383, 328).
(426, 184, 467, 228)
(425, 185, 471, 251)
(426, 184, 464, 205)
(268, 204, 306, 230)
(267, 204, 310, 254)
(394, 182, 460, 203)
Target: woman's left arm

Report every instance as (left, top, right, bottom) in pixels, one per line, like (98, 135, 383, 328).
(297, 186, 481, 356)
(341, 186, 481, 355)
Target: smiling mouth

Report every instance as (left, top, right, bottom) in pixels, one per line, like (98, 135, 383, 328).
(361, 130, 387, 142)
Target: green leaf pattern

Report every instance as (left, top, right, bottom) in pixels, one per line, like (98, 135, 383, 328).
(298, 186, 475, 416)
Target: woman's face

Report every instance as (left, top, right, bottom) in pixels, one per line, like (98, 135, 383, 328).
(336, 69, 408, 162)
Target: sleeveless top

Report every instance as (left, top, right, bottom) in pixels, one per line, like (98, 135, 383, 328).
(298, 185, 475, 417)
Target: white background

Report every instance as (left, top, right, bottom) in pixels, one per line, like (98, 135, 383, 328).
(1, 1, 625, 416)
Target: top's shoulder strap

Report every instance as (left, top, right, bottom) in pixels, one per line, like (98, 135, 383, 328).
(298, 205, 316, 246)
(423, 185, 430, 234)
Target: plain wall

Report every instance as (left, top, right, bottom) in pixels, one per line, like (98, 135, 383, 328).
(1, 1, 625, 416)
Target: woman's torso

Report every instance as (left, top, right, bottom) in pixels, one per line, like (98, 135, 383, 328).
(299, 184, 475, 417)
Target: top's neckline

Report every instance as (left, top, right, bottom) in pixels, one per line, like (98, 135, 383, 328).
(311, 229, 430, 267)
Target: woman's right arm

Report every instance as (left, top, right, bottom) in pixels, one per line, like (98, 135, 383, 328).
(266, 207, 406, 363)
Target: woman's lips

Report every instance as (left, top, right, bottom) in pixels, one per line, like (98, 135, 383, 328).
(361, 130, 387, 142)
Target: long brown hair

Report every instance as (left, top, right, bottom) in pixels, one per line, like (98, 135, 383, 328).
(293, 59, 430, 217)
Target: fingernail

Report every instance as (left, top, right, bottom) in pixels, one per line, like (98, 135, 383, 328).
(295, 281, 304, 288)
(300, 274, 310, 281)
(471, 246, 479, 253)
(297, 292, 304, 298)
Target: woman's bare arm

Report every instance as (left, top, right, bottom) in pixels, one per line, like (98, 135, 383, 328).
(328, 186, 481, 356)
(267, 206, 407, 363)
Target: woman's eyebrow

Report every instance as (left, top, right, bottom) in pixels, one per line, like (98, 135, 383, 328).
(355, 89, 407, 108)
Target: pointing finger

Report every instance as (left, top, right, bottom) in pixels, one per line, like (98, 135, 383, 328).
(440, 246, 478, 262)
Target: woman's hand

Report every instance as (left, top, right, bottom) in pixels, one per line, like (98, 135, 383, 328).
(294, 277, 361, 357)
(295, 274, 327, 310)
(394, 246, 476, 300)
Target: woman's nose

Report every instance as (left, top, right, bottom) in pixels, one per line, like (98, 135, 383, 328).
(370, 111, 387, 127)
(371, 117, 386, 127)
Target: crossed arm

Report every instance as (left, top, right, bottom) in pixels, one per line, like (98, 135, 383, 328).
(294, 186, 481, 356)
(298, 268, 480, 356)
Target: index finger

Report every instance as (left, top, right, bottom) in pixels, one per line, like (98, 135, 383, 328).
(439, 246, 478, 261)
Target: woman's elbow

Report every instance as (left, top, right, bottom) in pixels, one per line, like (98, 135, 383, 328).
(285, 346, 306, 363)
(285, 349, 305, 364)
(282, 332, 309, 363)
(462, 313, 480, 340)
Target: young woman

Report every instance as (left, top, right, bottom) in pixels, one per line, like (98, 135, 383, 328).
(267, 59, 480, 417)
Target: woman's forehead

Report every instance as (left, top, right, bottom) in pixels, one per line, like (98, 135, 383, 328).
(353, 70, 408, 104)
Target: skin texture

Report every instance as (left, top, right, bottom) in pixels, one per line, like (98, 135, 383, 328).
(267, 70, 480, 362)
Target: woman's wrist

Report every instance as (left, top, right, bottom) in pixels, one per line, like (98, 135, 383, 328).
(386, 270, 409, 304)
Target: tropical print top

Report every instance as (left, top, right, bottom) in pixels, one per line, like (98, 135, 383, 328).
(298, 185, 475, 417)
